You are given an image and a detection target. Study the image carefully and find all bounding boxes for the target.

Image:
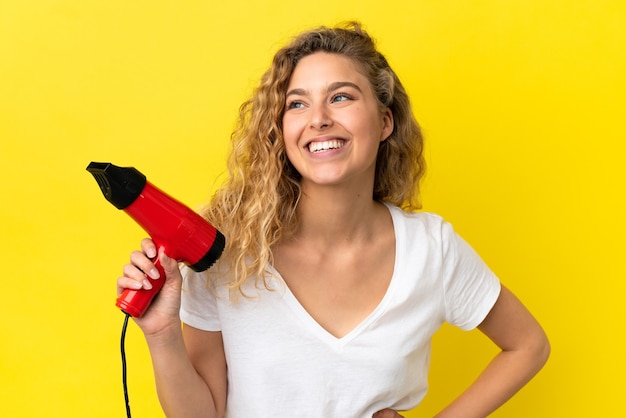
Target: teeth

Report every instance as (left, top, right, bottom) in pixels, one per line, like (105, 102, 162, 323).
(308, 140, 344, 153)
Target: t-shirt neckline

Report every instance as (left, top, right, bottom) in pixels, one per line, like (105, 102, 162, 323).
(268, 202, 404, 348)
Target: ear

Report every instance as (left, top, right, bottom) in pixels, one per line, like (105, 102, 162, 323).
(380, 107, 394, 142)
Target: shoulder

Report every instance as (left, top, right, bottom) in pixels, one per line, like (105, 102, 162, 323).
(384, 203, 470, 263)
(383, 202, 450, 239)
(384, 201, 444, 223)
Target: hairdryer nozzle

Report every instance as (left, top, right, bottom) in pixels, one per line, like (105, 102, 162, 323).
(86, 162, 146, 209)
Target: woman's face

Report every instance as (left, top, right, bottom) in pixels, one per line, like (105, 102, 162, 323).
(282, 52, 393, 191)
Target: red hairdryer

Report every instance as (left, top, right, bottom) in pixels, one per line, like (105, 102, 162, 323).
(87, 162, 225, 318)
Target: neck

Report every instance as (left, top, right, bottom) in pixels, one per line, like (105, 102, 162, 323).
(294, 185, 383, 246)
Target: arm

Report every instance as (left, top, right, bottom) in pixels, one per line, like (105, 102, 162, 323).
(119, 241, 227, 418)
(435, 285, 550, 417)
(146, 324, 227, 418)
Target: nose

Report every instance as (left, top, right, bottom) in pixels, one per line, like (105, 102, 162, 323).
(309, 103, 332, 130)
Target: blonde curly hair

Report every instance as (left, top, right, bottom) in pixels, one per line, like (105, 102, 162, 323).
(201, 21, 425, 292)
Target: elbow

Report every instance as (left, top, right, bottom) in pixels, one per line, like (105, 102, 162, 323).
(538, 332, 551, 369)
(529, 327, 551, 375)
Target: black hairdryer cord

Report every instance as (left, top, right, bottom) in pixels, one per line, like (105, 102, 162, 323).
(121, 313, 132, 418)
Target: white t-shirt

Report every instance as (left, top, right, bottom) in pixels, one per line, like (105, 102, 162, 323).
(180, 204, 501, 417)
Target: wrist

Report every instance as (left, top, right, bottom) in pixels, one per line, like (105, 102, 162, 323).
(143, 320, 184, 347)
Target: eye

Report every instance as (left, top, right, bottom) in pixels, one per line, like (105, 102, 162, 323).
(331, 92, 354, 103)
(286, 100, 305, 110)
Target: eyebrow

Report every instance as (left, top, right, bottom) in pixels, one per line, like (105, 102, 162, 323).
(285, 81, 363, 98)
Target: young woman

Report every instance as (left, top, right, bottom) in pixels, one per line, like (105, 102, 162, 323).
(119, 22, 550, 417)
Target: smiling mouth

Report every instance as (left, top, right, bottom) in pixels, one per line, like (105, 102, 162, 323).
(308, 139, 345, 153)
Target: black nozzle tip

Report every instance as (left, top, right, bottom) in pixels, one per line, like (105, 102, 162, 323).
(87, 162, 146, 209)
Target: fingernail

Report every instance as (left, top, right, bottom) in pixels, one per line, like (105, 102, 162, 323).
(143, 279, 153, 290)
(149, 268, 160, 279)
(147, 248, 156, 258)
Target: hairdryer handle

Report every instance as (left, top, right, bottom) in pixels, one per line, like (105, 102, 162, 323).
(116, 256, 166, 318)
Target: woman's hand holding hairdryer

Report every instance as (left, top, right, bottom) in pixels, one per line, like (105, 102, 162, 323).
(118, 238, 183, 337)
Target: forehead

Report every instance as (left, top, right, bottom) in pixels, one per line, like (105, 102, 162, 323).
(287, 52, 370, 88)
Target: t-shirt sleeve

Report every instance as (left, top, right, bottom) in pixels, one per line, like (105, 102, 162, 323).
(179, 266, 222, 331)
(441, 222, 501, 330)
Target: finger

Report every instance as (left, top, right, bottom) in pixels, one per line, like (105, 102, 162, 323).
(140, 238, 157, 259)
(122, 263, 154, 290)
(129, 250, 160, 280)
(117, 276, 145, 296)
(158, 248, 181, 280)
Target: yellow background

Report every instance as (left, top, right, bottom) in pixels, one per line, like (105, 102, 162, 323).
(1, 1, 624, 416)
